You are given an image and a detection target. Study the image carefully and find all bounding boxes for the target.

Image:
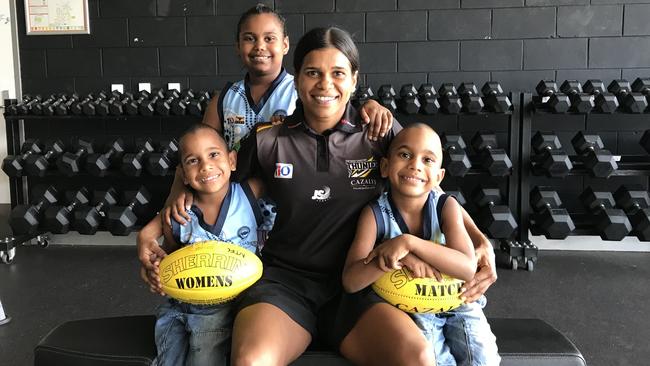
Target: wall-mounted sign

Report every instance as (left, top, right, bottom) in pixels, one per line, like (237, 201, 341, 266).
(25, 0, 89, 35)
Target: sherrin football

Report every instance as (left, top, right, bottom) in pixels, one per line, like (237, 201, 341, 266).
(372, 269, 465, 314)
(159, 241, 263, 305)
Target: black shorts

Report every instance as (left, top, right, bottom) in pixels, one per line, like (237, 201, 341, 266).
(235, 265, 341, 345)
(329, 287, 385, 347)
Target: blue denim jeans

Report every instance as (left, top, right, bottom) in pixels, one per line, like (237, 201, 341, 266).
(412, 296, 501, 366)
(153, 299, 233, 366)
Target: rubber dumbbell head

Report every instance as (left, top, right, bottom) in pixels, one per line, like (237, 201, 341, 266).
(44, 187, 90, 234)
(397, 84, 420, 115)
(530, 186, 575, 239)
(2, 139, 43, 177)
(531, 131, 572, 178)
(56, 138, 95, 176)
(121, 138, 155, 177)
(24, 140, 66, 177)
(440, 133, 471, 177)
(438, 83, 462, 114)
(417, 84, 439, 114)
(73, 188, 119, 235)
(457, 82, 484, 114)
(146, 139, 179, 176)
(580, 187, 631, 241)
(470, 132, 513, 176)
(471, 186, 518, 239)
(481, 82, 511, 113)
(571, 132, 617, 178)
(106, 187, 151, 236)
(85, 138, 126, 177)
(9, 185, 58, 235)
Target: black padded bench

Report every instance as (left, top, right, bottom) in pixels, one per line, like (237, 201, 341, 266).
(34, 315, 586, 366)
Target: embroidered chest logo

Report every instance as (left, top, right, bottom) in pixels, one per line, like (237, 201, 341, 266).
(346, 157, 379, 190)
(311, 186, 331, 202)
(238, 226, 251, 239)
(274, 163, 293, 179)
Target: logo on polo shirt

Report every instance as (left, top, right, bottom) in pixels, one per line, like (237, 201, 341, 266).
(311, 186, 331, 202)
(274, 163, 293, 179)
(347, 157, 379, 190)
(238, 226, 251, 239)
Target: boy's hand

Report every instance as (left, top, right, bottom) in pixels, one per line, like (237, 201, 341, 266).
(359, 99, 393, 141)
(460, 241, 497, 303)
(400, 254, 442, 281)
(137, 237, 167, 271)
(162, 188, 194, 227)
(364, 235, 411, 271)
(270, 115, 285, 125)
(139, 261, 166, 296)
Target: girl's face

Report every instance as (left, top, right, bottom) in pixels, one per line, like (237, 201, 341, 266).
(237, 13, 289, 77)
(180, 129, 236, 197)
(295, 47, 358, 126)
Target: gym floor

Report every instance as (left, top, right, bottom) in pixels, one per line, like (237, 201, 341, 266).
(0, 244, 648, 366)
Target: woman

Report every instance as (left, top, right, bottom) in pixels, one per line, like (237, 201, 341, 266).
(229, 27, 496, 366)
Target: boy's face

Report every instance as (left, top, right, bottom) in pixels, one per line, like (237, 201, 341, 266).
(180, 128, 236, 196)
(237, 13, 289, 77)
(381, 126, 445, 198)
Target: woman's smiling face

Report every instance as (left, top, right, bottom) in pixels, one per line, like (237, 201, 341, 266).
(295, 47, 358, 129)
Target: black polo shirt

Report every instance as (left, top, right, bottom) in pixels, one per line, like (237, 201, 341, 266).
(236, 103, 402, 278)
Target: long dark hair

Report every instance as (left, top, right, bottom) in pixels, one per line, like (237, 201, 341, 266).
(293, 27, 360, 74)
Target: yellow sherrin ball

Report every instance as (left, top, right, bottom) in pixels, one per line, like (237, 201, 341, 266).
(372, 269, 465, 314)
(159, 241, 262, 305)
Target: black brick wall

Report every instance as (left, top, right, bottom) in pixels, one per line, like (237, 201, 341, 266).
(16, 0, 650, 95)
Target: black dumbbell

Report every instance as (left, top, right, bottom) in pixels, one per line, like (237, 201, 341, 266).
(31, 94, 58, 115)
(444, 189, 466, 207)
(139, 89, 165, 116)
(531, 131, 573, 178)
(18, 95, 44, 115)
(571, 132, 617, 178)
(95, 91, 123, 116)
(146, 140, 179, 176)
(530, 186, 575, 239)
(82, 92, 109, 116)
(377, 85, 397, 113)
(2, 139, 44, 177)
(85, 138, 126, 177)
(608, 79, 647, 114)
(155, 89, 181, 116)
(70, 93, 96, 115)
(24, 140, 66, 177)
(36, 94, 70, 116)
(171, 89, 196, 116)
(580, 187, 631, 241)
(438, 83, 462, 114)
(583, 80, 618, 114)
(56, 139, 95, 176)
(9, 185, 58, 235)
(43, 187, 90, 234)
(481, 82, 511, 113)
(74, 188, 119, 235)
(397, 84, 420, 115)
(108, 92, 134, 116)
(472, 186, 518, 239)
(440, 133, 471, 177)
(4, 95, 38, 115)
(187, 91, 211, 117)
(106, 187, 151, 236)
(470, 132, 512, 176)
(631, 77, 650, 110)
(417, 84, 439, 114)
(640, 130, 650, 155)
(560, 80, 595, 114)
(54, 93, 80, 116)
(614, 185, 650, 241)
(535, 80, 571, 113)
(458, 82, 484, 114)
(121, 138, 155, 177)
(125, 90, 151, 116)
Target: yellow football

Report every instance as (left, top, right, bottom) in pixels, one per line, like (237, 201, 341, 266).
(372, 269, 465, 314)
(159, 241, 262, 305)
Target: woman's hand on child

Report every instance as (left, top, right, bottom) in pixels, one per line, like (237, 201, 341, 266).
(364, 235, 411, 271)
(162, 188, 194, 227)
(400, 254, 442, 281)
(460, 241, 497, 303)
(360, 99, 393, 141)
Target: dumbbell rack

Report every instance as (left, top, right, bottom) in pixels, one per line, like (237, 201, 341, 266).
(394, 92, 525, 270)
(519, 92, 650, 250)
(1, 101, 200, 263)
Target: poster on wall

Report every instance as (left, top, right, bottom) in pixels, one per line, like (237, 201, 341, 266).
(24, 0, 89, 35)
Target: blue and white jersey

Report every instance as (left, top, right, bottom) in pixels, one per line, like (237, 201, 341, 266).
(171, 182, 262, 254)
(370, 190, 449, 246)
(218, 69, 297, 150)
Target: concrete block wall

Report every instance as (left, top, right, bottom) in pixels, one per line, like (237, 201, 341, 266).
(15, 0, 650, 95)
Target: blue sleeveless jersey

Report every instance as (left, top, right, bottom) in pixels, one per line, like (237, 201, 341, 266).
(370, 191, 449, 245)
(218, 69, 297, 150)
(171, 182, 262, 254)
